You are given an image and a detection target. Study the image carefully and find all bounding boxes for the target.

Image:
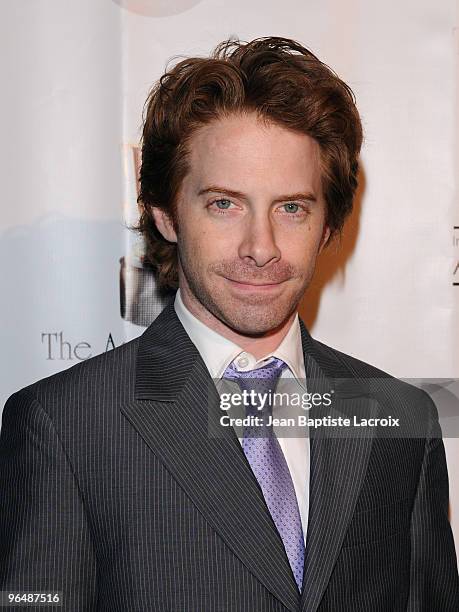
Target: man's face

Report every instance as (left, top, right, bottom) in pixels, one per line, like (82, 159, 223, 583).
(155, 112, 330, 336)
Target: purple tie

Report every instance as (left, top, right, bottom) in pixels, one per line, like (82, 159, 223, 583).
(223, 357, 305, 591)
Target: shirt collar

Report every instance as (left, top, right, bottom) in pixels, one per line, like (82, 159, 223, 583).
(174, 289, 306, 385)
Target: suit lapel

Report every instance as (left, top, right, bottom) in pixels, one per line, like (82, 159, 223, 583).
(121, 302, 300, 612)
(298, 321, 377, 612)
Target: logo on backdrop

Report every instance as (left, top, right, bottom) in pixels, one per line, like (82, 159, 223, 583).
(40, 144, 172, 363)
(41, 332, 118, 361)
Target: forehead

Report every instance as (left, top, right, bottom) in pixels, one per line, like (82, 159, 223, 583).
(184, 113, 322, 196)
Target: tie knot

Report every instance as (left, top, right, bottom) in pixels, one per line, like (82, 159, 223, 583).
(223, 357, 288, 396)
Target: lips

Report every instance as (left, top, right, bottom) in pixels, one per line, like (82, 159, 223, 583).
(225, 277, 287, 289)
(228, 279, 281, 285)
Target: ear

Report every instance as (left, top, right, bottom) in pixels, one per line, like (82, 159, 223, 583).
(318, 224, 331, 253)
(151, 207, 177, 243)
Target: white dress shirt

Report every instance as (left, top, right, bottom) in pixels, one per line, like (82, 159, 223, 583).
(174, 289, 310, 542)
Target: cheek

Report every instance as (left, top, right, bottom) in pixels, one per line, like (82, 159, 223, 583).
(179, 224, 221, 266)
(278, 224, 324, 257)
(189, 219, 234, 252)
(179, 219, 205, 249)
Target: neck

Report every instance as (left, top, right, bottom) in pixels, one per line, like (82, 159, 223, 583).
(179, 286, 296, 360)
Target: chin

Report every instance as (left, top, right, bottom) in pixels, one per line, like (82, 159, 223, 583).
(219, 306, 292, 336)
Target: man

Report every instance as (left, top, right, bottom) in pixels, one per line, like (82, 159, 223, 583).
(1, 37, 458, 611)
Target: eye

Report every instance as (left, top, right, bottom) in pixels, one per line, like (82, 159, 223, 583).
(279, 201, 309, 215)
(209, 198, 235, 212)
(282, 202, 300, 213)
(215, 198, 232, 209)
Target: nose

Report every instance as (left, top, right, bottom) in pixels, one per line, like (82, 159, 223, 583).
(238, 210, 281, 267)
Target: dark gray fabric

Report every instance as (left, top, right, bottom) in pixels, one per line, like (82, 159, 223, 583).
(1, 301, 458, 611)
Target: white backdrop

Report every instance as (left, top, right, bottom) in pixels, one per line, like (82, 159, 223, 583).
(1, 0, 458, 551)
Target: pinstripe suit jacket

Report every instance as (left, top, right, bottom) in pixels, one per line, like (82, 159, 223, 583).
(1, 301, 458, 611)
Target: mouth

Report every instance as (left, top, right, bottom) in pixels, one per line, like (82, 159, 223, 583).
(224, 277, 287, 291)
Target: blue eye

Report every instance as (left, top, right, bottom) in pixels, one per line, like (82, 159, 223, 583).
(283, 202, 300, 213)
(214, 198, 232, 209)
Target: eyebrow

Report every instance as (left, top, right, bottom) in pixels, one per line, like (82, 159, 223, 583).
(197, 185, 317, 203)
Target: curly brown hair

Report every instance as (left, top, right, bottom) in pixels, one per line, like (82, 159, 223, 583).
(137, 36, 363, 290)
